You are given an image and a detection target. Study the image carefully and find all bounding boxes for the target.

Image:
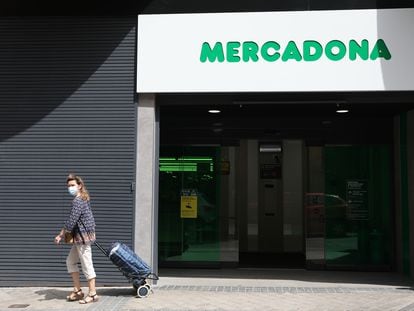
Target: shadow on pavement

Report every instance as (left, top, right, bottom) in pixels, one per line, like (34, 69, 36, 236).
(34, 287, 136, 301)
(34, 289, 68, 301)
(95, 287, 136, 297)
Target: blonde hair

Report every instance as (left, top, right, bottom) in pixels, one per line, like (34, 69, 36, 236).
(67, 173, 90, 201)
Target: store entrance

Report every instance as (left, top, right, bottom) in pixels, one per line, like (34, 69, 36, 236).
(158, 141, 305, 269)
(157, 94, 401, 270)
(237, 140, 305, 269)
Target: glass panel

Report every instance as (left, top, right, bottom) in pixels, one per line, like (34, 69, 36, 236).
(324, 145, 392, 268)
(158, 146, 221, 264)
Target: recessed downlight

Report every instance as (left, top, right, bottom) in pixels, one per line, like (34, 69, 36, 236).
(336, 109, 349, 114)
(336, 102, 349, 114)
(208, 109, 221, 114)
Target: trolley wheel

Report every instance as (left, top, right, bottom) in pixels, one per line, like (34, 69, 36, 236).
(136, 285, 150, 298)
(132, 279, 145, 291)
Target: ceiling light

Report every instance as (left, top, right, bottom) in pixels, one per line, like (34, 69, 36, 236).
(336, 103, 349, 114)
(336, 109, 349, 113)
(208, 109, 221, 114)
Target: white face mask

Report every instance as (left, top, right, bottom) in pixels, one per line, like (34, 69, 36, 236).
(68, 186, 78, 196)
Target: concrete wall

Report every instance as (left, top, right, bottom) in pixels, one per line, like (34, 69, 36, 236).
(135, 93, 158, 278)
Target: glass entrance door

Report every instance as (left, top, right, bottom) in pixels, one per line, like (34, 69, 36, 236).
(324, 145, 392, 268)
(158, 146, 221, 265)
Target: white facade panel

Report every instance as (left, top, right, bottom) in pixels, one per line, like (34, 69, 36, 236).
(137, 9, 414, 92)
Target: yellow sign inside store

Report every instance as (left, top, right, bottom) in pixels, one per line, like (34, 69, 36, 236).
(181, 196, 198, 218)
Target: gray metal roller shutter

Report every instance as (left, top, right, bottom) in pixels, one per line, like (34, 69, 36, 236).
(0, 17, 137, 286)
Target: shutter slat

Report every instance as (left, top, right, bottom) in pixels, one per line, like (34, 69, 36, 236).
(0, 17, 137, 286)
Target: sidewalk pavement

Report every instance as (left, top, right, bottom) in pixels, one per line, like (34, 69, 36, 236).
(1, 269, 414, 311)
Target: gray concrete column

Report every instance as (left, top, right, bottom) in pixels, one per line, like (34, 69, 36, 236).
(134, 93, 158, 279)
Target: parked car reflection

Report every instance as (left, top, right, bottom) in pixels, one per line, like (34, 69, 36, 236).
(305, 193, 348, 237)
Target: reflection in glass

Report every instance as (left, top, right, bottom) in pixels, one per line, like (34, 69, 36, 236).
(324, 146, 391, 268)
(158, 146, 239, 266)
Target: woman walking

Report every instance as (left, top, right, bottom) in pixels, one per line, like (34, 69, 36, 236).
(54, 173, 99, 304)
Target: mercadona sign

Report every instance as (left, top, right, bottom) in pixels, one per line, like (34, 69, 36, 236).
(200, 39, 391, 63)
(137, 9, 414, 92)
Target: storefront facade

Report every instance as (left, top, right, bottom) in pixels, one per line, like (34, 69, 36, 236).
(0, 2, 414, 286)
(136, 8, 414, 275)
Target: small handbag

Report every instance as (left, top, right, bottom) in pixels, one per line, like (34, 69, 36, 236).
(64, 231, 74, 244)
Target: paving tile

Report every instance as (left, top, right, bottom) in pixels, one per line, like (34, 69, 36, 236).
(1, 270, 414, 311)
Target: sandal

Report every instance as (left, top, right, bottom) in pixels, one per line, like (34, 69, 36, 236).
(66, 289, 84, 301)
(79, 293, 99, 304)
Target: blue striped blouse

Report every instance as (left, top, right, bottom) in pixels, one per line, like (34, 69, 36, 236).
(64, 197, 96, 244)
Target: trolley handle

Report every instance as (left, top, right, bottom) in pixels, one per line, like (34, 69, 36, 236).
(94, 241, 109, 257)
(145, 273, 159, 281)
(77, 218, 109, 257)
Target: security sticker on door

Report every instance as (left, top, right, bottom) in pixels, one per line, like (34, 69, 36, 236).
(181, 189, 198, 218)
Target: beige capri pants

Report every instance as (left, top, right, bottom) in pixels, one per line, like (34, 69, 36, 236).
(66, 243, 96, 280)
